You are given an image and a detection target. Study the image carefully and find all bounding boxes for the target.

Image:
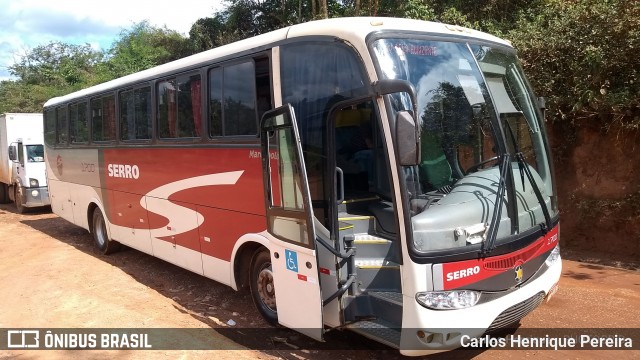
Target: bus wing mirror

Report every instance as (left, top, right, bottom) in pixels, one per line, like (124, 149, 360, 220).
(372, 79, 418, 117)
(537, 96, 546, 119)
(396, 110, 420, 166)
(8, 144, 17, 162)
(537, 96, 546, 110)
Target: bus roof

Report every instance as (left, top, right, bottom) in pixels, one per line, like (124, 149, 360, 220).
(43, 17, 511, 108)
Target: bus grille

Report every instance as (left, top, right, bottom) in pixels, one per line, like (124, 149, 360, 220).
(486, 292, 545, 332)
(484, 244, 542, 270)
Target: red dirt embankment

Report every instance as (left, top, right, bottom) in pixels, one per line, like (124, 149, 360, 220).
(548, 121, 640, 269)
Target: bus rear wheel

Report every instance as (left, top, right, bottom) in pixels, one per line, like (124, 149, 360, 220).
(250, 249, 278, 325)
(91, 208, 120, 255)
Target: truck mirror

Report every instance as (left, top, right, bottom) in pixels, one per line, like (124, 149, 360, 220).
(8, 145, 17, 162)
(396, 110, 420, 166)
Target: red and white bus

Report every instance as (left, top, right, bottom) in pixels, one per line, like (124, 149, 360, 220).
(43, 17, 561, 355)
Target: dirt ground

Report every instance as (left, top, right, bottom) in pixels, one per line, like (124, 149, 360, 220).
(0, 204, 639, 360)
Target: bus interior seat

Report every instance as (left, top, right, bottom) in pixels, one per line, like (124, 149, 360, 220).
(420, 131, 453, 189)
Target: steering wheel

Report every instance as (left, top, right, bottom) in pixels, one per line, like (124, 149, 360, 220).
(465, 156, 499, 174)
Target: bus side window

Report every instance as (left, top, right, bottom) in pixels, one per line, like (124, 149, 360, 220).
(91, 95, 116, 142)
(223, 62, 256, 136)
(120, 86, 152, 141)
(255, 56, 272, 121)
(208, 60, 258, 137)
(70, 101, 89, 144)
(56, 106, 68, 146)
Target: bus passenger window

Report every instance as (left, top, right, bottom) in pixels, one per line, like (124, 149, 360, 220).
(158, 74, 201, 139)
(120, 87, 152, 140)
(208, 68, 222, 137)
(223, 62, 256, 136)
(56, 106, 68, 145)
(91, 95, 116, 142)
(44, 110, 55, 146)
(70, 102, 88, 144)
(207, 61, 257, 137)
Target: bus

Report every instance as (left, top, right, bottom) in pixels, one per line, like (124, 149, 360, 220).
(43, 17, 561, 355)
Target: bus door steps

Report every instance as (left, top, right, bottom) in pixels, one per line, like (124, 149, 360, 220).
(353, 233, 396, 259)
(368, 291, 403, 326)
(346, 318, 400, 349)
(338, 214, 373, 234)
(355, 259, 401, 293)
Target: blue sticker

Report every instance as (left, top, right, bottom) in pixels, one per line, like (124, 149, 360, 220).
(285, 249, 298, 272)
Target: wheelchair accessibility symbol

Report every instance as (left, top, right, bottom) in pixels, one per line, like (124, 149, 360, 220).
(285, 249, 298, 273)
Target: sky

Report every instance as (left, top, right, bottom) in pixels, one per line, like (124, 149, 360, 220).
(0, 0, 225, 81)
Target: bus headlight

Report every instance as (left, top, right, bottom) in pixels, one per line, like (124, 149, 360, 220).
(545, 245, 561, 266)
(416, 290, 481, 310)
(29, 178, 39, 187)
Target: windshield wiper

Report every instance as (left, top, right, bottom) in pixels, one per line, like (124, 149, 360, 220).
(515, 152, 552, 232)
(505, 122, 552, 233)
(482, 154, 510, 256)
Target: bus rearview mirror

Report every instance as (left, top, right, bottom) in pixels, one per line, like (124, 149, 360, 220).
(396, 111, 420, 166)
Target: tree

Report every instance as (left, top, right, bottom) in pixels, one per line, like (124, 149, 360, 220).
(8, 42, 104, 87)
(1, 42, 104, 113)
(189, 15, 229, 52)
(508, 0, 640, 127)
(102, 21, 194, 79)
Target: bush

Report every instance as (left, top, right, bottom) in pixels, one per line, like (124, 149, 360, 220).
(508, 0, 640, 128)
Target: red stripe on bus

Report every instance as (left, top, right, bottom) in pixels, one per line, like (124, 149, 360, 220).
(441, 226, 559, 290)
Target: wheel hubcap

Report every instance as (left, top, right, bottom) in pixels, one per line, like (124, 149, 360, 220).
(256, 266, 276, 311)
(95, 215, 106, 246)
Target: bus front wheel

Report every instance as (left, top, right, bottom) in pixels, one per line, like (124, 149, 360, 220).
(249, 249, 278, 325)
(91, 208, 120, 255)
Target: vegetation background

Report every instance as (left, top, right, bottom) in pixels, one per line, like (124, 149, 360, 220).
(1, 0, 637, 267)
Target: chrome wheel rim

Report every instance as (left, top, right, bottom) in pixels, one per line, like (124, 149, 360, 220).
(94, 214, 106, 247)
(256, 265, 277, 311)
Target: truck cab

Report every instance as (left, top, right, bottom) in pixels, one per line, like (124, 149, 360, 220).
(0, 113, 50, 213)
(7, 140, 49, 212)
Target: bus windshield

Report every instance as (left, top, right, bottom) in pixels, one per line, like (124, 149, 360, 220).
(372, 38, 557, 253)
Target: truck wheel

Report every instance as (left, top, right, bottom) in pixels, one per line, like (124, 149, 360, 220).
(14, 185, 26, 214)
(91, 208, 120, 255)
(0, 183, 8, 204)
(250, 248, 278, 325)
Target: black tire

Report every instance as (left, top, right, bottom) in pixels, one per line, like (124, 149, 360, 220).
(0, 183, 8, 204)
(249, 249, 278, 325)
(91, 208, 120, 255)
(14, 185, 26, 214)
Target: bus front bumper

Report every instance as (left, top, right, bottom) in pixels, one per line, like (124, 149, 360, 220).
(399, 257, 562, 355)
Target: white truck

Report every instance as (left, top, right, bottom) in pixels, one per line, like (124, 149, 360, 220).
(0, 113, 50, 212)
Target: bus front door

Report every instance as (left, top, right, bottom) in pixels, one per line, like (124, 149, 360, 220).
(259, 104, 324, 341)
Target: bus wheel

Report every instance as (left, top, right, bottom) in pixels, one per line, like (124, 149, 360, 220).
(250, 249, 278, 325)
(91, 208, 120, 255)
(14, 185, 26, 214)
